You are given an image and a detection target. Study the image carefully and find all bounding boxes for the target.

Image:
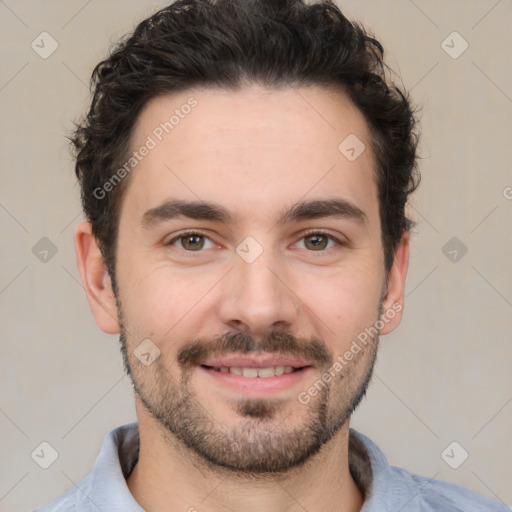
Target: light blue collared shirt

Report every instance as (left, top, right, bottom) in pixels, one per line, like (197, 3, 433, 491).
(34, 422, 510, 511)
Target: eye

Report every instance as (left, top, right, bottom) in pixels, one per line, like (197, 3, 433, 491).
(166, 230, 344, 253)
(296, 231, 342, 251)
(167, 231, 216, 251)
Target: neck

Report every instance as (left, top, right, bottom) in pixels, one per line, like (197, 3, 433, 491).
(127, 404, 364, 512)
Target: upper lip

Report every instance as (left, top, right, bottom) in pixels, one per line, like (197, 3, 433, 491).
(200, 355, 313, 369)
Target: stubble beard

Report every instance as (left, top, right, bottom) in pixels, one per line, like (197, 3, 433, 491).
(118, 318, 379, 477)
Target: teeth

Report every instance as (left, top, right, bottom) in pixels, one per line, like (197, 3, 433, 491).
(242, 368, 258, 377)
(214, 365, 299, 377)
(257, 367, 275, 378)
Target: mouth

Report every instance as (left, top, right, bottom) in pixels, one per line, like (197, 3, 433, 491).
(200, 364, 308, 378)
(197, 358, 314, 397)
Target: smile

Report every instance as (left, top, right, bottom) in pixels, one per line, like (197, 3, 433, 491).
(201, 364, 305, 377)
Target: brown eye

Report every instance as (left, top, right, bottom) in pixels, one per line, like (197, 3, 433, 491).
(167, 232, 215, 251)
(304, 234, 329, 251)
(295, 231, 342, 252)
(180, 234, 205, 251)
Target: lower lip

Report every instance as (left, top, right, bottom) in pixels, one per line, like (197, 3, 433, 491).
(198, 365, 314, 397)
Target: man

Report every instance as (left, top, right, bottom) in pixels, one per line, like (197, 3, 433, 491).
(35, 0, 507, 510)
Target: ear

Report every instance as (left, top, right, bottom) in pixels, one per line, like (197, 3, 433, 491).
(379, 231, 409, 335)
(74, 221, 120, 334)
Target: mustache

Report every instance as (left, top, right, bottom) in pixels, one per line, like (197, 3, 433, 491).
(177, 330, 332, 370)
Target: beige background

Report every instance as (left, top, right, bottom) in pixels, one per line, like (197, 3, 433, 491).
(1, 1, 511, 510)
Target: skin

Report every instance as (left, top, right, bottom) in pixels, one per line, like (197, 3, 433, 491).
(75, 84, 409, 512)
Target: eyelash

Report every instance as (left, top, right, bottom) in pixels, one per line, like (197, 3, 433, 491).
(166, 229, 345, 253)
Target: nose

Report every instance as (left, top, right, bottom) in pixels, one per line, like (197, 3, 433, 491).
(217, 246, 300, 337)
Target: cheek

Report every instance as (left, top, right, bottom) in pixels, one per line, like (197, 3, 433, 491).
(305, 268, 383, 347)
(117, 262, 215, 339)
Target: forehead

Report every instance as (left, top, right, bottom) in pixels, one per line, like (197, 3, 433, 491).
(123, 84, 378, 226)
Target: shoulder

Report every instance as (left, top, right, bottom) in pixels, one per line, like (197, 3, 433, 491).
(32, 422, 139, 512)
(349, 429, 510, 512)
(396, 465, 510, 511)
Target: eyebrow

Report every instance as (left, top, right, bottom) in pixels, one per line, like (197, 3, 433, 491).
(140, 197, 368, 229)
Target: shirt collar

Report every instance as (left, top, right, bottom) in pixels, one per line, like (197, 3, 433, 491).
(349, 429, 427, 510)
(76, 422, 144, 511)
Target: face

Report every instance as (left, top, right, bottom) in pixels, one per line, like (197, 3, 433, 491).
(79, 84, 408, 474)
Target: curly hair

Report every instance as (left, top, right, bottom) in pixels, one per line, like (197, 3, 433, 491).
(71, 0, 420, 287)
